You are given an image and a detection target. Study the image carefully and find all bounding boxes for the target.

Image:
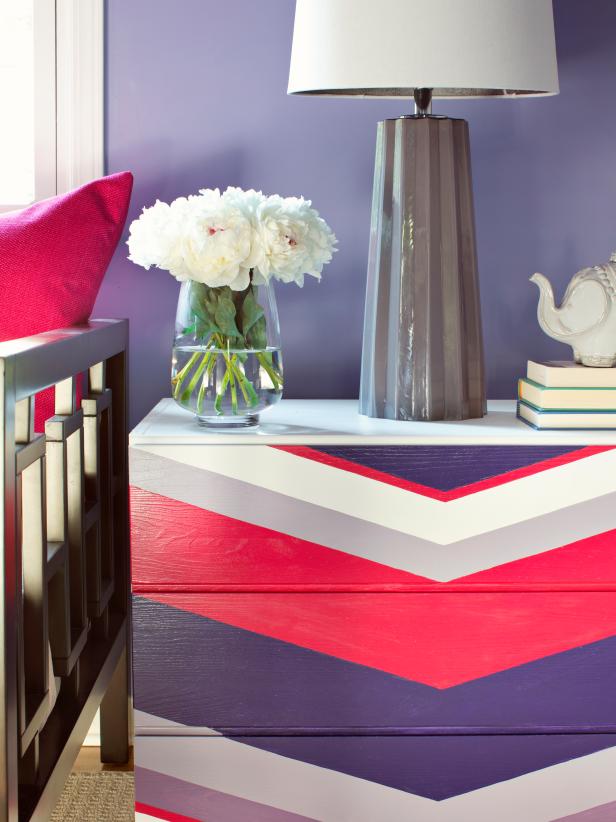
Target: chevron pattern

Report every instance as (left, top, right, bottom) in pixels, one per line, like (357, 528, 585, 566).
(131, 443, 616, 821)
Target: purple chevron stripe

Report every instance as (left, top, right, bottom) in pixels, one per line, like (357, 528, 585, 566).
(552, 802, 616, 821)
(133, 597, 616, 734)
(136, 767, 315, 822)
(133, 599, 616, 798)
(310, 445, 582, 490)
(224, 735, 616, 802)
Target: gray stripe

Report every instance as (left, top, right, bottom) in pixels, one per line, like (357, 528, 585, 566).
(129, 447, 616, 582)
(136, 766, 316, 821)
(552, 801, 616, 822)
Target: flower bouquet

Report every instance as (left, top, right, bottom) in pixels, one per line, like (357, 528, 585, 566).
(127, 187, 336, 426)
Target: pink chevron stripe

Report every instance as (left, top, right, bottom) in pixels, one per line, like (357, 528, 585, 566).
(142, 590, 616, 688)
(131, 487, 616, 592)
(136, 802, 199, 822)
(274, 445, 614, 501)
(461, 528, 616, 587)
(131, 486, 427, 591)
(552, 801, 616, 821)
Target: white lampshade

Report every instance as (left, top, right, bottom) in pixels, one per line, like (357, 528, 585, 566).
(288, 0, 559, 99)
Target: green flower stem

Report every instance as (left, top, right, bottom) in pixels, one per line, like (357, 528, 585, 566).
(196, 370, 208, 414)
(207, 353, 217, 377)
(182, 350, 213, 405)
(178, 319, 280, 416)
(212, 332, 228, 350)
(214, 369, 230, 414)
(226, 355, 258, 408)
(244, 378, 259, 407)
(242, 368, 258, 406)
(197, 350, 219, 414)
(172, 351, 202, 399)
(182, 350, 212, 399)
(227, 360, 238, 414)
(256, 351, 283, 391)
(228, 356, 250, 405)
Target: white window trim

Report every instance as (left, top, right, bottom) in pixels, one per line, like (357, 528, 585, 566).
(34, 0, 57, 202)
(0, 0, 104, 213)
(58, 2, 106, 747)
(56, 0, 104, 194)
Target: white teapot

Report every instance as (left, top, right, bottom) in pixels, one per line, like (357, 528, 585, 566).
(530, 253, 616, 367)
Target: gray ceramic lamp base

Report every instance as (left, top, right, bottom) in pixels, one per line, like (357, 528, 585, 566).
(359, 116, 487, 421)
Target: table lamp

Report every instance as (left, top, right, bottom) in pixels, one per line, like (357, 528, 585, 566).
(288, 0, 559, 420)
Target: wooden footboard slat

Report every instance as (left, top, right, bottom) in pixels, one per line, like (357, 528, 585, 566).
(0, 320, 130, 822)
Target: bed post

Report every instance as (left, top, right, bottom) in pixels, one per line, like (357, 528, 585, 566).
(0, 357, 19, 822)
(100, 345, 130, 764)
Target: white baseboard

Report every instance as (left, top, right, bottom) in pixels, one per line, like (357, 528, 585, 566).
(83, 710, 101, 746)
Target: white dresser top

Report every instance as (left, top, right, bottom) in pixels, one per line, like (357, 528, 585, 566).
(130, 399, 616, 446)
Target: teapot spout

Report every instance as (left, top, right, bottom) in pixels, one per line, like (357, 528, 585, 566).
(530, 272, 567, 342)
(531, 270, 610, 342)
(530, 272, 555, 303)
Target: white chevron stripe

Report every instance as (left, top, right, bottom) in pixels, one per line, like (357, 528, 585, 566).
(134, 444, 616, 545)
(136, 814, 159, 822)
(130, 448, 616, 581)
(134, 709, 200, 732)
(136, 734, 434, 821)
(135, 733, 616, 822)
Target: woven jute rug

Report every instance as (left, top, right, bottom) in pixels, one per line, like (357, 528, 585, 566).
(51, 772, 134, 821)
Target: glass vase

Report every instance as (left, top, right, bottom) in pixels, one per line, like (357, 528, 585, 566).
(171, 279, 283, 427)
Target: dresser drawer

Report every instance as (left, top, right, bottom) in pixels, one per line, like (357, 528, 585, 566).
(135, 733, 616, 822)
(131, 410, 616, 822)
(130, 444, 616, 591)
(133, 592, 616, 733)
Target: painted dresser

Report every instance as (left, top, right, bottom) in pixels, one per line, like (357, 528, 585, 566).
(130, 399, 616, 822)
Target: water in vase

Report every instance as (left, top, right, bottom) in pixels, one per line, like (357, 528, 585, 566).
(171, 345, 283, 427)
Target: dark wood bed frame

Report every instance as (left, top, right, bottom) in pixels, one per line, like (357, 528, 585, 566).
(0, 320, 130, 821)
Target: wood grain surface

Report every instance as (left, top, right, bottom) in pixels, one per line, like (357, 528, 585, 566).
(131, 440, 616, 821)
(132, 594, 616, 733)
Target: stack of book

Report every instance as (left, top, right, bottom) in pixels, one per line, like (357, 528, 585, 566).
(517, 361, 616, 430)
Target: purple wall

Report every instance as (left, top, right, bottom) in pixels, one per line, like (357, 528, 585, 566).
(98, 0, 616, 427)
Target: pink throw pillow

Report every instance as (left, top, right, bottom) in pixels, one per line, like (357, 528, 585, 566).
(0, 172, 133, 430)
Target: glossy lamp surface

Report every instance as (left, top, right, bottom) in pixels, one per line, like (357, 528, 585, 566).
(360, 116, 486, 421)
(288, 0, 559, 420)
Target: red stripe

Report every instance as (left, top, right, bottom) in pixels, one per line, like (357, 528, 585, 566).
(273, 445, 614, 501)
(463, 530, 616, 586)
(131, 487, 426, 591)
(143, 590, 616, 689)
(131, 487, 616, 592)
(136, 802, 199, 822)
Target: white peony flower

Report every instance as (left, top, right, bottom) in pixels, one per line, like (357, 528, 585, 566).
(219, 187, 266, 272)
(127, 187, 337, 291)
(253, 195, 337, 286)
(220, 186, 265, 219)
(127, 198, 191, 280)
(180, 189, 253, 290)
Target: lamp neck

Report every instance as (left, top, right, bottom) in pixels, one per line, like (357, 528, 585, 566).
(413, 88, 433, 117)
